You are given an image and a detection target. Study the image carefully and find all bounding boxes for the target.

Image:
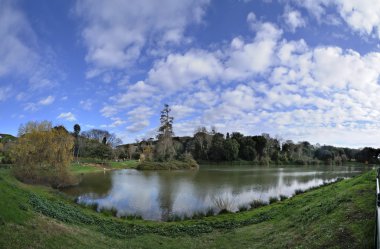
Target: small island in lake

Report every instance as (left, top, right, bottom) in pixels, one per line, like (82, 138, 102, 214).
(136, 104, 199, 170)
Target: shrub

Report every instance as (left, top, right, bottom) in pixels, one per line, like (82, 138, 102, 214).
(294, 189, 304, 195)
(269, 196, 278, 204)
(279, 195, 288, 201)
(9, 121, 75, 188)
(249, 200, 267, 209)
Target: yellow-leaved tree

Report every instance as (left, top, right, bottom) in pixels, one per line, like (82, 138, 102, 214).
(10, 121, 75, 187)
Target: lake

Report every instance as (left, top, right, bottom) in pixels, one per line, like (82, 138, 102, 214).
(61, 165, 370, 221)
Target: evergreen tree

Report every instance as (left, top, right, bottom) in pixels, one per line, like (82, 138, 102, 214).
(156, 104, 176, 161)
(73, 124, 81, 161)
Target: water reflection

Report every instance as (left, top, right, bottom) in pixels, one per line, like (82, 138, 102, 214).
(61, 165, 369, 220)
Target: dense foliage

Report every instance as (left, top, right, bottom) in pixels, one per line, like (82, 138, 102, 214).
(121, 128, 379, 165)
(9, 121, 75, 187)
(155, 104, 176, 161)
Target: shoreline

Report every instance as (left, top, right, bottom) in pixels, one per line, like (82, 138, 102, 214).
(0, 168, 375, 248)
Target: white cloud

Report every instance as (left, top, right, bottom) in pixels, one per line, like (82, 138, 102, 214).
(126, 106, 154, 132)
(221, 85, 255, 111)
(80, 99, 93, 111)
(225, 16, 282, 80)
(171, 105, 195, 120)
(24, 102, 38, 112)
(57, 112, 76, 122)
(126, 120, 150, 133)
(100, 117, 126, 129)
(291, 0, 328, 21)
(185, 88, 219, 107)
(335, 0, 380, 38)
(0, 86, 11, 101)
(110, 118, 126, 128)
(283, 6, 306, 32)
(97, 10, 380, 147)
(75, 0, 210, 78)
(293, 0, 380, 39)
(145, 14, 283, 93)
(23, 95, 55, 112)
(0, 1, 59, 92)
(100, 106, 118, 118)
(112, 81, 158, 108)
(38, 95, 55, 105)
(0, 1, 37, 77)
(99, 80, 158, 123)
(148, 50, 223, 91)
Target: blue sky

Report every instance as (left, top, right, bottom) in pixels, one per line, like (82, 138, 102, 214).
(2, 0, 380, 147)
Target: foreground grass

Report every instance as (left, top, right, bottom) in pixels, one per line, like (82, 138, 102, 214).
(0, 169, 376, 249)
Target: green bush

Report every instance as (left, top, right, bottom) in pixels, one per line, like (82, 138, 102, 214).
(269, 197, 279, 204)
(249, 200, 267, 209)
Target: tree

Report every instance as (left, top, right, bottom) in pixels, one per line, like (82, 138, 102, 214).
(81, 129, 121, 148)
(155, 104, 176, 161)
(224, 138, 240, 161)
(73, 124, 81, 162)
(252, 135, 267, 160)
(73, 124, 81, 137)
(240, 136, 257, 161)
(209, 133, 225, 161)
(192, 127, 212, 160)
(10, 121, 74, 187)
(355, 147, 380, 164)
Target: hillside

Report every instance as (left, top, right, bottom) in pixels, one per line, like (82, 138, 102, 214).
(0, 134, 16, 143)
(0, 168, 375, 249)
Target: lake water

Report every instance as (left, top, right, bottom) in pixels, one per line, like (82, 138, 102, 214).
(61, 165, 370, 221)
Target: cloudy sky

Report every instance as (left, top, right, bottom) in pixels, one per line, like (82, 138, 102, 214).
(1, 0, 380, 147)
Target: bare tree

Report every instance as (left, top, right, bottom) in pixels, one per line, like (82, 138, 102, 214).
(81, 129, 122, 148)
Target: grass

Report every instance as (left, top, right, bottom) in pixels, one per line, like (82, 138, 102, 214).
(70, 160, 139, 174)
(137, 159, 199, 170)
(0, 168, 376, 249)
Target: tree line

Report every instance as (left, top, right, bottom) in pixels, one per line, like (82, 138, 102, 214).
(1, 104, 380, 188)
(126, 129, 380, 165)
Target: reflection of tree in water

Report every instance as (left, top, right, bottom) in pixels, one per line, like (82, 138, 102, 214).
(62, 166, 367, 220)
(63, 171, 112, 197)
(191, 168, 277, 199)
(156, 170, 197, 220)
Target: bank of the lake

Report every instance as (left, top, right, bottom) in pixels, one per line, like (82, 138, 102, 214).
(0, 168, 375, 249)
(69, 160, 139, 174)
(136, 159, 199, 170)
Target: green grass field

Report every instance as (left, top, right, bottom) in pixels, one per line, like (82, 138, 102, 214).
(0, 168, 376, 249)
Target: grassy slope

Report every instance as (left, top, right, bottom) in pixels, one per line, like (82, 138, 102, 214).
(0, 169, 376, 249)
(69, 160, 139, 174)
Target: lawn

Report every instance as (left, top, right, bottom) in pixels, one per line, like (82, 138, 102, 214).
(69, 159, 139, 174)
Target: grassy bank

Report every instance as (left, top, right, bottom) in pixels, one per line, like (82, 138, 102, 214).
(137, 159, 199, 170)
(70, 160, 139, 174)
(197, 159, 368, 167)
(0, 168, 375, 249)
